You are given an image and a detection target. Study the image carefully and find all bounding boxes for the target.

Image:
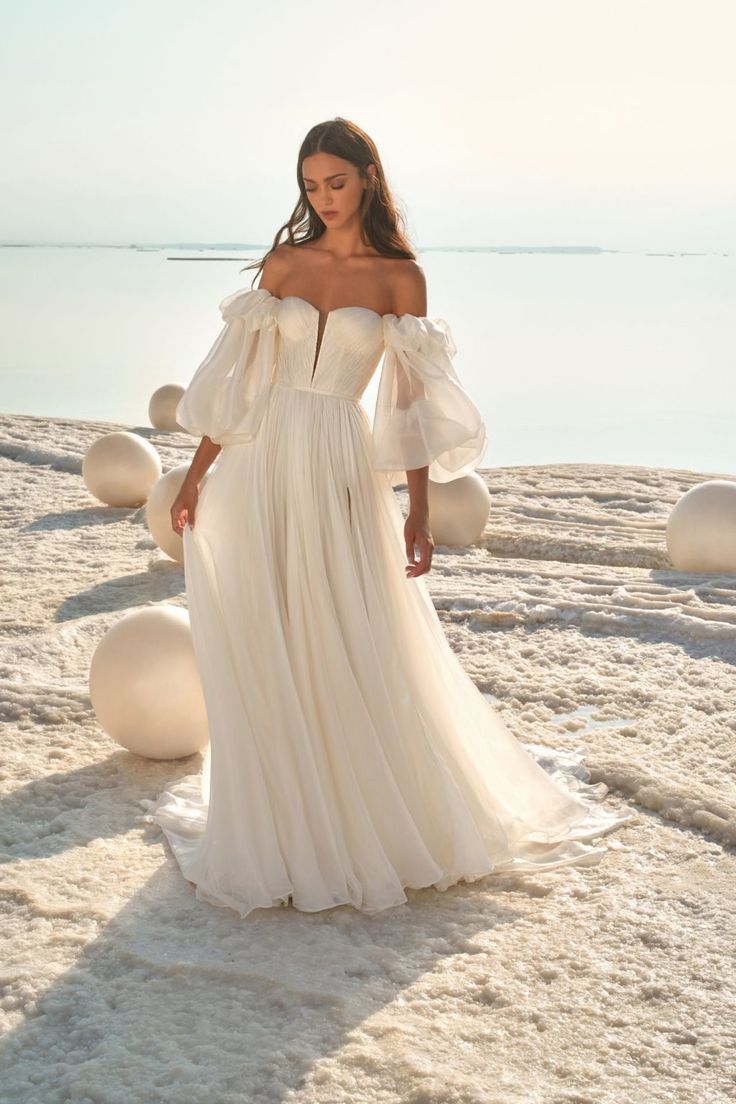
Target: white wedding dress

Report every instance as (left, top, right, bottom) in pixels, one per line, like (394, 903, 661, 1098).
(139, 286, 633, 918)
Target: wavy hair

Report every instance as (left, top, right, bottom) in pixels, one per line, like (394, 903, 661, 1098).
(240, 117, 415, 283)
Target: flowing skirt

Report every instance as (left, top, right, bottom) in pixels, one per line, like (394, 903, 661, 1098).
(140, 381, 634, 918)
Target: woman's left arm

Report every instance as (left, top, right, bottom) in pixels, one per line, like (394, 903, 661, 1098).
(390, 263, 434, 579)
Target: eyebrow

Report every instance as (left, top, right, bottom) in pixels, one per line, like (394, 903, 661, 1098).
(302, 172, 348, 182)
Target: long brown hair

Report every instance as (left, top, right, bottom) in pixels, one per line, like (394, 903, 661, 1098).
(240, 117, 416, 284)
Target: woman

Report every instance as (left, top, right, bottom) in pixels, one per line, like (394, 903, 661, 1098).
(144, 117, 633, 919)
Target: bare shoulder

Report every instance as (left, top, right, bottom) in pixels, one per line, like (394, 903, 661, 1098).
(256, 242, 294, 295)
(389, 259, 427, 317)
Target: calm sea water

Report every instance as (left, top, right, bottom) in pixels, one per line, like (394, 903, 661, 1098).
(0, 244, 733, 471)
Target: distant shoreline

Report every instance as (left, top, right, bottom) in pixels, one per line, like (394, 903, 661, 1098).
(1, 242, 611, 253)
(0, 243, 723, 257)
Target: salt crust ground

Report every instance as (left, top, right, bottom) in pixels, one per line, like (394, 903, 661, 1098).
(1, 411, 734, 1104)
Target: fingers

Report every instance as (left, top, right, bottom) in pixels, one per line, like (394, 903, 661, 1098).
(407, 550, 431, 576)
(170, 505, 189, 535)
(404, 533, 434, 578)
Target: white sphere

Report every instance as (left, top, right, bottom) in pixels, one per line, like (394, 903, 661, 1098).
(149, 383, 186, 431)
(82, 431, 162, 507)
(146, 463, 209, 564)
(89, 604, 209, 760)
(666, 480, 736, 572)
(427, 472, 490, 547)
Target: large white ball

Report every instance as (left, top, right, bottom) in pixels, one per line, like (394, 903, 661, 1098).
(146, 464, 209, 564)
(427, 472, 491, 547)
(666, 480, 736, 572)
(83, 431, 162, 507)
(149, 384, 186, 431)
(89, 604, 209, 759)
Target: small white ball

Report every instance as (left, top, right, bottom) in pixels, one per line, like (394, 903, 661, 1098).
(666, 480, 736, 572)
(146, 463, 209, 564)
(89, 604, 209, 760)
(427, 472, 490, 547)
(83, 431, 162, 507)
(149, 384, 186, 431)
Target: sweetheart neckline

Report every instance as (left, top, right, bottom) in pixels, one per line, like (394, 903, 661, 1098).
(276, 294, 387, 322)
(271, 295, 387, 382)
(266, 294, 386, 383)
(273, 293, 386, 320)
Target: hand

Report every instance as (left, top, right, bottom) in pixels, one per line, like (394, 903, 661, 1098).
(404, 511, 434, 577)
(171, 482, 199, 536)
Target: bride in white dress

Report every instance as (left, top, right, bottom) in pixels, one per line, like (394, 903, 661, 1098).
(142, 117, 633, 918)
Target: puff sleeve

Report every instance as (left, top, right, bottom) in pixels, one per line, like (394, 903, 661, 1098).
(372, 313, 488, 482)
(175, 287, 279, 446)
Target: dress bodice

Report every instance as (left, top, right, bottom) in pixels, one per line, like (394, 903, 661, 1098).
(274, 296, 386, 401)
(176, 286, 488, 483)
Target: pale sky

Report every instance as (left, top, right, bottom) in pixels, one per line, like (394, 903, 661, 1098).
(1, 0, 734, 250)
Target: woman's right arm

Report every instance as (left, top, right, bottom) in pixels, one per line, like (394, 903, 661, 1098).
(184, 434, 221, 488)
(171, 435, 221, 534)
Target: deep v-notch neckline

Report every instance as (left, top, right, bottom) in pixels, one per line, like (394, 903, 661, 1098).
(311, 306, 330, 382)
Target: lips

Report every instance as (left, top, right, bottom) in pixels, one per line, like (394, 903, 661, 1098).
(321, 211, 338, 217)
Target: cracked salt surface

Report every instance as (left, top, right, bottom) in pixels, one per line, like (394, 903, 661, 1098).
(1, 413, 735, 1103)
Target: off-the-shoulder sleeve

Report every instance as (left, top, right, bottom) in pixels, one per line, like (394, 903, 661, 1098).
(372, 313, 488, 482)
(175, 287, 279, 446)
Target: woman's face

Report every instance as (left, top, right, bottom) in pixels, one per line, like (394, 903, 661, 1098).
(301, 152, 373, 227)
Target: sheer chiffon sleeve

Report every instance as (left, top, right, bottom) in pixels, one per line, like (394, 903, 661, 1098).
(371, 313, 487, 482)
(175, 287, 279, 446)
